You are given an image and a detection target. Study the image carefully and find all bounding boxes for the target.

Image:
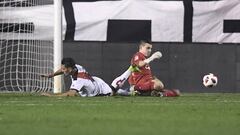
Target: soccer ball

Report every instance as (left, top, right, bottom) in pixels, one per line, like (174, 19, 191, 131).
(203, 73, 218, 88)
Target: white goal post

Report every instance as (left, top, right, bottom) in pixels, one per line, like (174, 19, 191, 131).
(0, 0, 63, 93)
(53, 0, 63, 93)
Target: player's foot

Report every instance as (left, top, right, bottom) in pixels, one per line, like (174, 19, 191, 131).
(172, 89, 181, 96)
(129, 85, 140, 96)
(110, 85, 118, 96)
(130, 90, 140, 96)
(150, 90, 163, 97)
(40, 92, 52, 97)
(161, 89, 181, 97)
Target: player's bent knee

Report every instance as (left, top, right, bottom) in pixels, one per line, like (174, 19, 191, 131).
(159, 82, 164, 89)
(153, 81, 164, 90)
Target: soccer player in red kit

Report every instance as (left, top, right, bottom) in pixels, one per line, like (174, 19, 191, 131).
(111, 40, 180, 97)
(129, 40, 180, 96)
(128, 41, 162, 94)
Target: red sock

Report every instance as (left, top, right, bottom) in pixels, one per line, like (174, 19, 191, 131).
(134, 81, 154, 91)
(163, 89, 179, 97)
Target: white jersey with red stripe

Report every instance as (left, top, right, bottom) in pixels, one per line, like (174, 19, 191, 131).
(70, 64, 112, 97)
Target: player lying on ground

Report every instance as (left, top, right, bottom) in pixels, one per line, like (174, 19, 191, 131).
(41, 57, 113, 97)
(111, 40, 180, 97)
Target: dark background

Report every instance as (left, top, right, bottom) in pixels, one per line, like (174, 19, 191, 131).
(63, 42, 240, 92)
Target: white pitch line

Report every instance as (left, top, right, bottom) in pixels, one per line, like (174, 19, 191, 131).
(0, 103, 54, 106)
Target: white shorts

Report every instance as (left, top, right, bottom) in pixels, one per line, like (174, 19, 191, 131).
(70, 76, 112, 97)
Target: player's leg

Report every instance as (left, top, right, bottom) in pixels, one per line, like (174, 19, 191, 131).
(134, 76, 164, 91)
(134, 79, 164, 96)
(116, 88, 131, 96)
(58, 90, 79, 96)
(115, 85, 141, 96)
(133, 77, 154, 96)
(41, 90, 78, 97)
(111, 66, 133, 89)
(111, 65, 141, 89)
(110, 66, 137, 95)
(162, 89, 180, 97)
(134, 81, 154, 91)
(151, 77, 180, 97)
(152, 77, 164, 90)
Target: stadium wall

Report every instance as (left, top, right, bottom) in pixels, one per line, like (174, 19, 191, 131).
(63, 42, 240, 93)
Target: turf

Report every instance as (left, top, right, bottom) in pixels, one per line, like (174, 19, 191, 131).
(0, 93, 240, 135)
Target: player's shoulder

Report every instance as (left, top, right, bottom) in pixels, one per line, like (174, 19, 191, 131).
(136, 52, 145, 57)
(75, 64, 86, 72)
(75, 64, 82, 69)
(132, 52, 145, 61)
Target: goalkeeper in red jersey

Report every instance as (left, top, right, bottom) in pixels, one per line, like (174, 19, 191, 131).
(111, 40, 180, 97)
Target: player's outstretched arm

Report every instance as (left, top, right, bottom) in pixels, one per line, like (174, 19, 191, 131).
(137, 51, 162, 67)
(41, 69, 64, 78)
(41, 90, 78, 97)
(144, 51, 162, 64)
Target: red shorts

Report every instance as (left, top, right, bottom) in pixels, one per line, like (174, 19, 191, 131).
(132, 76, 154, 92)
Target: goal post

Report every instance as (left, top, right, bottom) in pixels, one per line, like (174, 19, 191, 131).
(0, 0, 63, 93)
(53, 0, 63, 93)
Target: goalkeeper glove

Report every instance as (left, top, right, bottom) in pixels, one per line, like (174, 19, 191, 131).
(144, 51, 162, 64)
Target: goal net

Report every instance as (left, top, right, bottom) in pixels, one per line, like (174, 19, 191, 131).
(0, 0, 61, 92)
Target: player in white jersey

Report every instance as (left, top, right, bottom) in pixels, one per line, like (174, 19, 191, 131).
(41, 58, 112, 97)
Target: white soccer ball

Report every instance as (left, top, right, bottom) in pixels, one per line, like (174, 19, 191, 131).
(203, 73, 218, 88)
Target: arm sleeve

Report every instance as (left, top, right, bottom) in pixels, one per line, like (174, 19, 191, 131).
(131, 54, 144, 67)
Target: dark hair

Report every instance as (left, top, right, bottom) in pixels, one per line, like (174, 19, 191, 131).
(139, 40, 152, 48)
(139, 39, 152, 45)
(61, 57, 76, 68)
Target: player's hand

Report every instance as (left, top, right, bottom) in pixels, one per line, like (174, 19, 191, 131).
(40, 92, 52, 97)
(151, 51, 162, 60)
(144, 51, 162, 64)
(40, 74, 53, 78)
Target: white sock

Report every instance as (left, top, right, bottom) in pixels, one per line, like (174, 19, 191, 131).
(111, 68, 131, 89)
(116, 88, 131, 96)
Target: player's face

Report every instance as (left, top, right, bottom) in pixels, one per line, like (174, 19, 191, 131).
(140, 43, 152, 57)
(61, 65, 73, 76)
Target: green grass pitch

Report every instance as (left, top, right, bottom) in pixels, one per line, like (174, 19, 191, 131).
(0, 93, 240, 135)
